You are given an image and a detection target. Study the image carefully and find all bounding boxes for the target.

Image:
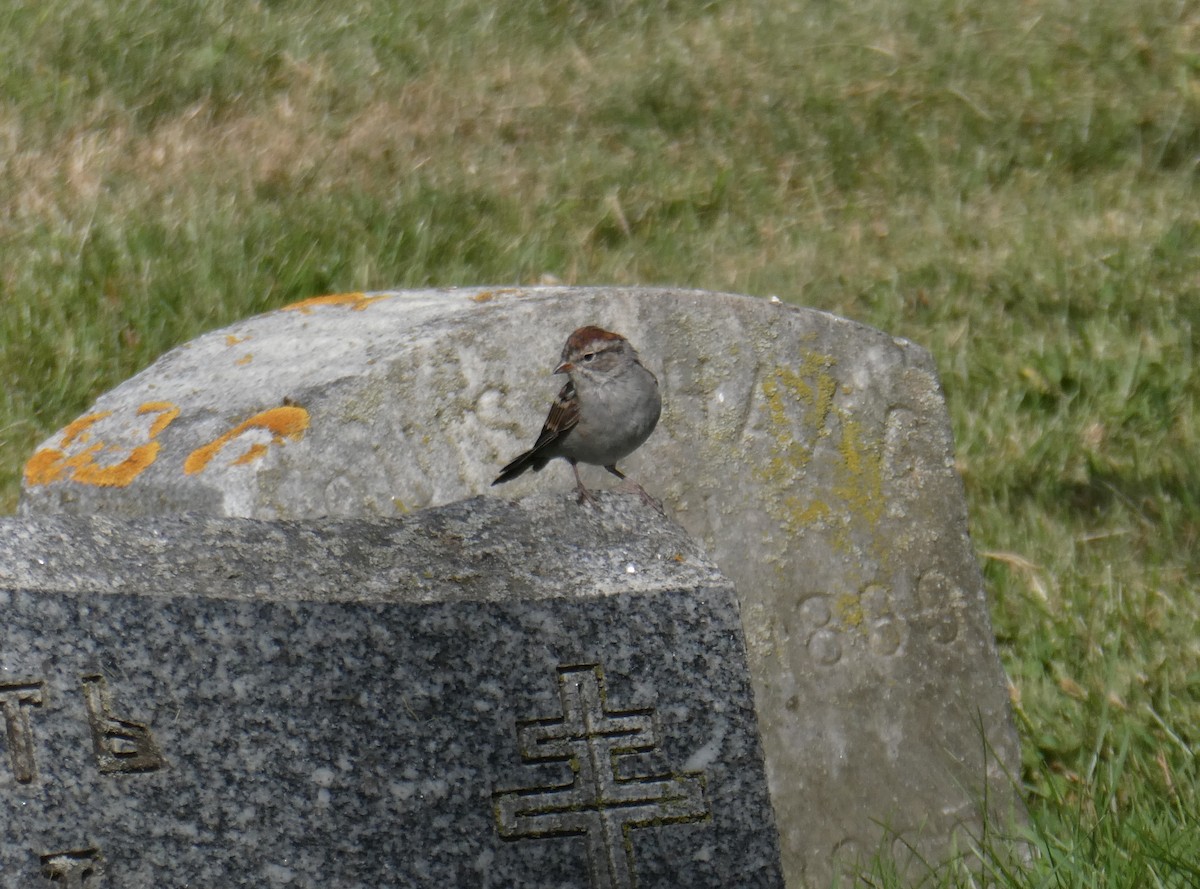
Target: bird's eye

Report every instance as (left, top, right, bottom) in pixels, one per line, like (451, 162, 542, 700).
(582, 352, 596, 362)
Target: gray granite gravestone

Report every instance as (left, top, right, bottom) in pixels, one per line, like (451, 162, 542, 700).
(20, 286, 1025, 885)
(0, 496, 783, 888)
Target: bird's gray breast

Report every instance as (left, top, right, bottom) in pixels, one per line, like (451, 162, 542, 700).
(560, 364, 661, 465)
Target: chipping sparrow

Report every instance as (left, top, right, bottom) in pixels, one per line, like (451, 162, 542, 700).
(492, 326, 662, 506)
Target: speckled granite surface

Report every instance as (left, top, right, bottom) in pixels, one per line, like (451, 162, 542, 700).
(0, 496, 781, 888)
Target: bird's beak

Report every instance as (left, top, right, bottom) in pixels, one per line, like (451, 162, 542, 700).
(554, 361, 573, 375)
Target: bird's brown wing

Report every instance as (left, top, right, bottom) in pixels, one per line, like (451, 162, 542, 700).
(492, 380, 579, 484)
(529, 379, 580, 452)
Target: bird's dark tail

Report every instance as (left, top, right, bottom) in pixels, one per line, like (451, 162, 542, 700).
(491, 454, 529, 485)
(492, 451, 532, 485)
(492, 445, 558, 486)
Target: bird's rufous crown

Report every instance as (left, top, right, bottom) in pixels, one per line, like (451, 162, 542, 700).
(564, 326, 626, 353)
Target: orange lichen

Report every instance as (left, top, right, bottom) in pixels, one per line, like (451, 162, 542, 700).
(70, 442, 161, 487)
(471, 288, 518, 303)
(22, 403, 179, 488)
(23, 448, 71, 486)
(225, 334, 248, 346)
(140, 402, 181, 438)
(61, 412, 112, 447)
(235, 353, 253, 366)
(184, 405, 310, 475)
(281, 292, 388, 314)
(231, 443, 269, 465)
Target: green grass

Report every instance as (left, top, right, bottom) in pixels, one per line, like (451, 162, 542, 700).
(2, 0, 1197, 883)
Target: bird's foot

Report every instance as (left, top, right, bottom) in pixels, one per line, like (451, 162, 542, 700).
(574, 481, 600, 508)
(620, 479, 664, 514)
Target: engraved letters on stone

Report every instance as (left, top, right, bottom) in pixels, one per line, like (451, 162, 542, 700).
(0, 680, 45, 784)
(40, 848, 105, 888)
(81, 675, 166, 774)
(0, 674, 164, 784)
(0, 675, 161, 884)
(494, 664, 710, 889)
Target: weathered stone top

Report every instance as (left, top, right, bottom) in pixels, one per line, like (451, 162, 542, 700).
(0, 493, 717, 604)
(19, 285, 917, 523)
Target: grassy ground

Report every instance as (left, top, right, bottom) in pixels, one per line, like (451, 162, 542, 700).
(2, 0, 1197, 883)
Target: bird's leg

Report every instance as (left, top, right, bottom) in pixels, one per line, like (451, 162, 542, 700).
(571, 460, 599, 507)
(604, 465, 664, 513)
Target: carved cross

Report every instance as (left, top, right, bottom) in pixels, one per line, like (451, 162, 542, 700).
(494, 664, 709, 888)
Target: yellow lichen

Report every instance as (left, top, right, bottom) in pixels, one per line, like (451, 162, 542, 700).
(755, 355, 842, 535)
(751, 350, 888, 566)
(833, 415, 884, 528)
(833, 592, 865, 630)
(235, 353, 253, 366)
(184, 405, 310, 475)
(782, 497, 830, 528)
